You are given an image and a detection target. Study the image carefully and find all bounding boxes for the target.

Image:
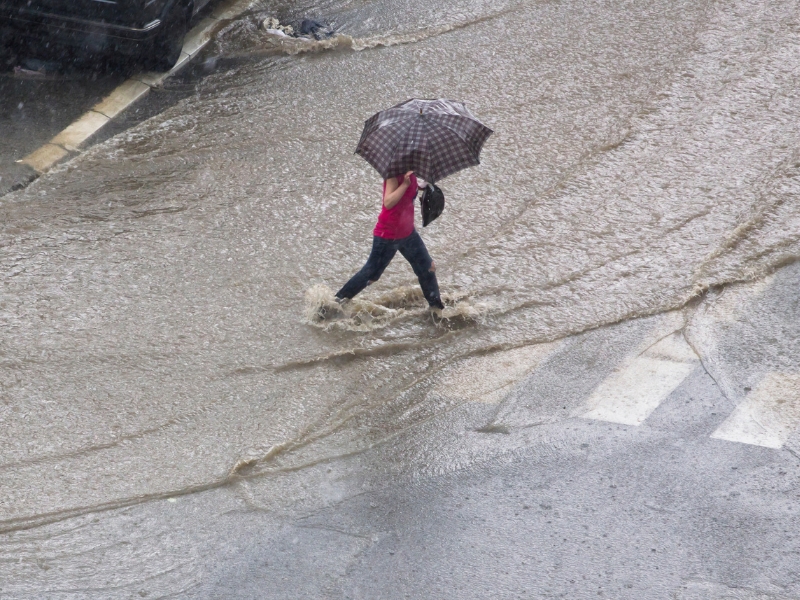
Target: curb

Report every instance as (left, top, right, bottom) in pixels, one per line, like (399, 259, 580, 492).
(16, 0, 257, 176)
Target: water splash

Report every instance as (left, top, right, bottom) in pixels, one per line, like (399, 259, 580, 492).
(304, 283, 488, 332)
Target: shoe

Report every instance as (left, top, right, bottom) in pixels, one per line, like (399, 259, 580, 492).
(429, 298, 445, 310)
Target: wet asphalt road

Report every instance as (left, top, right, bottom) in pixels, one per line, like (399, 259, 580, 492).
(1, 264, 798, 598)
(8, 379, 796, 600)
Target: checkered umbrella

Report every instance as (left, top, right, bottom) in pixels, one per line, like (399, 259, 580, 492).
(355, 98, 493, 183)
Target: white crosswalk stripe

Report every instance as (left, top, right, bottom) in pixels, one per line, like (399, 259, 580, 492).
(437, 320, 799, 451)
(710, 372, 800, 448)
(580, 332, 699, 426)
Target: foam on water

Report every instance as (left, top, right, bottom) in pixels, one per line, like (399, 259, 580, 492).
(304, 283, 488, 332)
(213, 6, 518, 58)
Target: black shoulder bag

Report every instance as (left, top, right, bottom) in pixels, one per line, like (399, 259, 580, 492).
(420, 183, 445, 227)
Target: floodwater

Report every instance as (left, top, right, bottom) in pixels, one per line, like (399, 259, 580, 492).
(1, 0, 799, 532)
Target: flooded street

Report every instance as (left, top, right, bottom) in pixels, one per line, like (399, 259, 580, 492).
(1, 0, 799, 595)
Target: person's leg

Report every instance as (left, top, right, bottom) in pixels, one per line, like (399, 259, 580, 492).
(336, 236, 398, 300)
(398, 230, 444, 309)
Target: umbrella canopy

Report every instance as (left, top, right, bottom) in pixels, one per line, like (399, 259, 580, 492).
(355, 98, 493, 183)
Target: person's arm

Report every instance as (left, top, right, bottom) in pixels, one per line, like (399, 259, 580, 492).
(382, 171, 413, 209)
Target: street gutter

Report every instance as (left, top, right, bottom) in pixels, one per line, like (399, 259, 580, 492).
(14, 0, 257, 178)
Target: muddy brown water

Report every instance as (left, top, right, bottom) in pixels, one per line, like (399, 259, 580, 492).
(0, 0, 798, 530)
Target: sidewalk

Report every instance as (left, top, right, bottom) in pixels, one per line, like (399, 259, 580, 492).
(0, 0, 255, 198)
(0, 72, 123, 196)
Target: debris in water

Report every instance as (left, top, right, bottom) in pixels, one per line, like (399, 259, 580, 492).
(259, 17, 294, 37)
(259, 17, 335, 40)
(298, 19, 335, 40)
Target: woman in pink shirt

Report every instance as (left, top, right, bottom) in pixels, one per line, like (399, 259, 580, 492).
(336, 171, 444, 310)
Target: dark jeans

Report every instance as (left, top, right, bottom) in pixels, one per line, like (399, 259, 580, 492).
(336, 230, 443, 308)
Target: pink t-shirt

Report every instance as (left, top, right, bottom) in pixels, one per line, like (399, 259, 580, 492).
(373, 174, 417, 239)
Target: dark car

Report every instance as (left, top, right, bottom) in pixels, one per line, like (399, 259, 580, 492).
(0, 0, 213, 70)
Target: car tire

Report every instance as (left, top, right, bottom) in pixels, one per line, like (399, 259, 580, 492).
(142, 1, 190, 71)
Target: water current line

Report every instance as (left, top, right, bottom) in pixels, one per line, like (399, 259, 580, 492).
(220, 2, 525, 60)
(7, 0, 800, 535)
(2, 260, 796, 536)
(437, 2, 714, 278)
(692, 153, 800, 284)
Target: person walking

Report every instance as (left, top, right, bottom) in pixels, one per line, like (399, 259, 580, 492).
(333, 97, 492, 316)
(335, 171, 445, 310)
